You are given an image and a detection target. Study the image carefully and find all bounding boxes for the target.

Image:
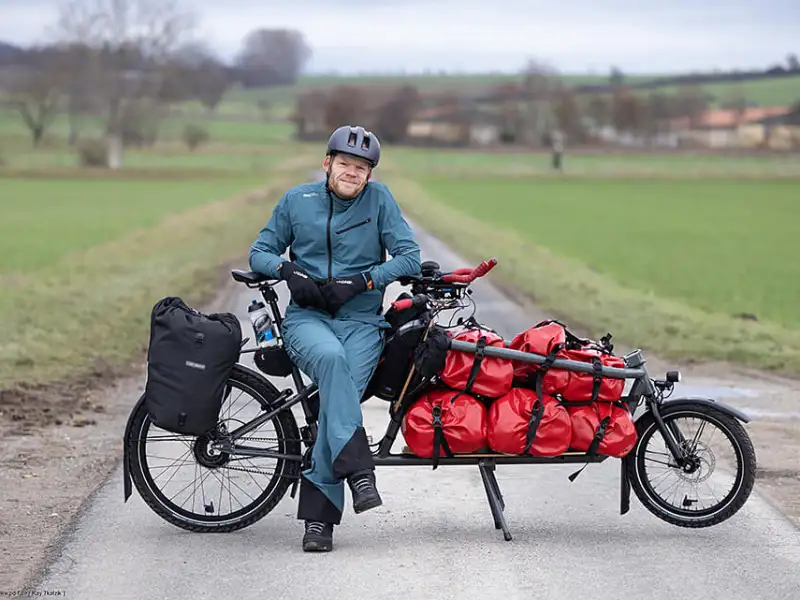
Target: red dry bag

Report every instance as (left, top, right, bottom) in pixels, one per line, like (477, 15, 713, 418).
(540, 346, 626, 403)
(567, 402, 637, 458)
(508, 320, 567, 376)
(488, 388, 571, 457)
(440, 327, 514, 398)
(401, 388, 488, 468)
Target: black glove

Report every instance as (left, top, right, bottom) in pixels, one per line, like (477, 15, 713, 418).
(278, 262, 327, 311)
(320, 274, 369, 316)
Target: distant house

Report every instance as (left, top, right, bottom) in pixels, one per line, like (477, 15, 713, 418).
(670, 106, 792, 149)
(406, 104, 503, 147)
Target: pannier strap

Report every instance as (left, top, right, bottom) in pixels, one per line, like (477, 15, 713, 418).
(522, 399, 545, 454)
(448, 335, 487, 404)
(431, 405, 453, 470)
(591, 356, 603, 403)
(523, 345, 562, 453)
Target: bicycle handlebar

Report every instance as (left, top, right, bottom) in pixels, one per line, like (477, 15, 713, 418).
(391, 294, 429, 312)
(389, 257, 498, 312)
(441, 257, 497, 283)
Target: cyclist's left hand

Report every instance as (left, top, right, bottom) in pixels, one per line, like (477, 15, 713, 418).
(321, 275, 368, 316)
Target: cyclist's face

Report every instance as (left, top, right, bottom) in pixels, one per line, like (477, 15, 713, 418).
(324, 154, 371, 199)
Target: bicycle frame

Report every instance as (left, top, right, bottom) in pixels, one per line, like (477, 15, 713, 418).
(224, 276, 677, 468)
(123, 264, 753, 541)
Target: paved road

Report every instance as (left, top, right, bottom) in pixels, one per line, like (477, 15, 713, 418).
(37, 223, 800, 600)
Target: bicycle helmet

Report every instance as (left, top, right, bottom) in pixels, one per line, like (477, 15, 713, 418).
(326, 125, 381, 168)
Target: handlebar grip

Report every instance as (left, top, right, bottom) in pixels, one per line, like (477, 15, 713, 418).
(474, 257, 498, 277)
(441, 257, 498, 283)
(391, 298, 414, 311)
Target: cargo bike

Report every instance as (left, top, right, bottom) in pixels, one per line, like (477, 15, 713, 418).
(123, 257, 757, 541)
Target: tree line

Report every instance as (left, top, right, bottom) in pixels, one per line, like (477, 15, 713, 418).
(291, 60, 778, 148)
(0, 0, 311, 162)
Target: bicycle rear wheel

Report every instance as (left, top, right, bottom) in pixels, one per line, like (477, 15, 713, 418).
(627, 402, 756, 528)
(127, 364, 302, 533)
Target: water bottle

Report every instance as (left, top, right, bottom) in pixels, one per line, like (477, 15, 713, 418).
(247, 299, 277, 347)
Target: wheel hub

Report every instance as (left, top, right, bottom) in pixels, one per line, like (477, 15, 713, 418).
(193, 431, 230, 469)
(676, 441, 715, 483)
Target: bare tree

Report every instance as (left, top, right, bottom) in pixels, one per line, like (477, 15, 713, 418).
(519, 59, 560, 146)
(675, 84, 711, 129)
(374, 84, 421, 143)
(492, 81, 521, 143)
(552, 87, 584, 142)
(9, 47, 69, 146)
(53, 0, 197, 167)
(236, 28, 311, 88)
(166, 42, 229, 112)
(324, 85, 370, 132)
(586, 94, 610, 128)
(612, 87, 645, 136)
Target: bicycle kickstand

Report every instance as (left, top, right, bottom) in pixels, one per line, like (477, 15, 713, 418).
(478, 459, 512, 541)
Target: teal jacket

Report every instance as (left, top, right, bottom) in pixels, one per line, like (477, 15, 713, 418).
(249, 180, 422, 325)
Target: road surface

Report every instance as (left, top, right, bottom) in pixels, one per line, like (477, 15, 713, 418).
(34, 223, 800, 600)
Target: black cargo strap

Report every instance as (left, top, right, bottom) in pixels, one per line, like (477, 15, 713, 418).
(587, 415, 611, 458)
(431, 404, 453, 470)
(522, 399, 545, 454)
(522, 345, 561, 453)
(448, 335, 487, 404)
(463, 336, 487, 395)
(591, 356, 603, 402)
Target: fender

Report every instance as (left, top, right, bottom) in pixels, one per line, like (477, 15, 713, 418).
(122, 393, 147, 503)
(638, 396, 751, 424)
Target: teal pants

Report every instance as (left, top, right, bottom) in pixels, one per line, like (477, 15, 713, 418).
(282, 307, 384, 524)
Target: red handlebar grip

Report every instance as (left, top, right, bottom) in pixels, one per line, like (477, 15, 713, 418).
(441, 257, 498, 283)
(474, 257, 498, 277)
(391, 298, 414, 311)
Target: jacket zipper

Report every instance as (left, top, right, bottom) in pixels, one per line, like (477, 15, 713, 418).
(326, 194, 334, 280)
(335, 217, 372, 235)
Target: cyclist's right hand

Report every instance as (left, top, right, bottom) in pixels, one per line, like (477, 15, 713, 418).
(278, 261, 327, 311)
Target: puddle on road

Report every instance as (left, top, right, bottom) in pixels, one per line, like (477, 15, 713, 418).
(673, 384, 761, 399)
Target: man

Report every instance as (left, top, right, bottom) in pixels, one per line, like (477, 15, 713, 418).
(249, 125, 421, 552)
(550, 129, 564, 171)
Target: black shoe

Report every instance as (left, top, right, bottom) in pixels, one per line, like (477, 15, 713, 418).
(348, 471, 383, 514)
(302, 521, 333, 552)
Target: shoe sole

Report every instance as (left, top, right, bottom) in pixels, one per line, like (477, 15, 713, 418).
(353, 495, 383, 514)
(303, 540, 333, 552)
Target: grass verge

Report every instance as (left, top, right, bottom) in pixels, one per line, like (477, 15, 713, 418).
(383, 173, 800, 375)
(0, 167, 305, 396)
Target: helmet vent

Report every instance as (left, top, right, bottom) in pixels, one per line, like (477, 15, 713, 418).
(347, 131, 358, 147)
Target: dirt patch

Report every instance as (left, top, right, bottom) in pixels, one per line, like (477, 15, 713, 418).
(0, 360, 122, 435)
(0, 261, 242, 592)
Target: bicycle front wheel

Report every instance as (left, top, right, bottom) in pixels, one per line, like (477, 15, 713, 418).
(127, 364, 302, 533)
(627, 402, 756, 528)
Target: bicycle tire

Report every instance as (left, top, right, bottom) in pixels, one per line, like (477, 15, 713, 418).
(626, 403, 756, 528)
(127, 364, 302, 533)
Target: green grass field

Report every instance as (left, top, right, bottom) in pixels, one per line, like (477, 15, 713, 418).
(417, 175, 800, 328)
(0, 178, 266, 273)
(0, 150, 313, 392)
(380, 151, 800, 373)
(383, 148, 800, 178)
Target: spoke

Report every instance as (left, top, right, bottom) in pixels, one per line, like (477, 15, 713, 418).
(690, 419, 708, 453)
(150, 449, 193, 487)
(168, 466, 215, 506)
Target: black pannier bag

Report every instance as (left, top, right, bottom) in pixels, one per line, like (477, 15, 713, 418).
(144, 297, 242, 435)
(364, 294, 431, 402)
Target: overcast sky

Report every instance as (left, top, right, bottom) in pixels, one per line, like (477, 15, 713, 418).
(1, 0, 798, 75)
